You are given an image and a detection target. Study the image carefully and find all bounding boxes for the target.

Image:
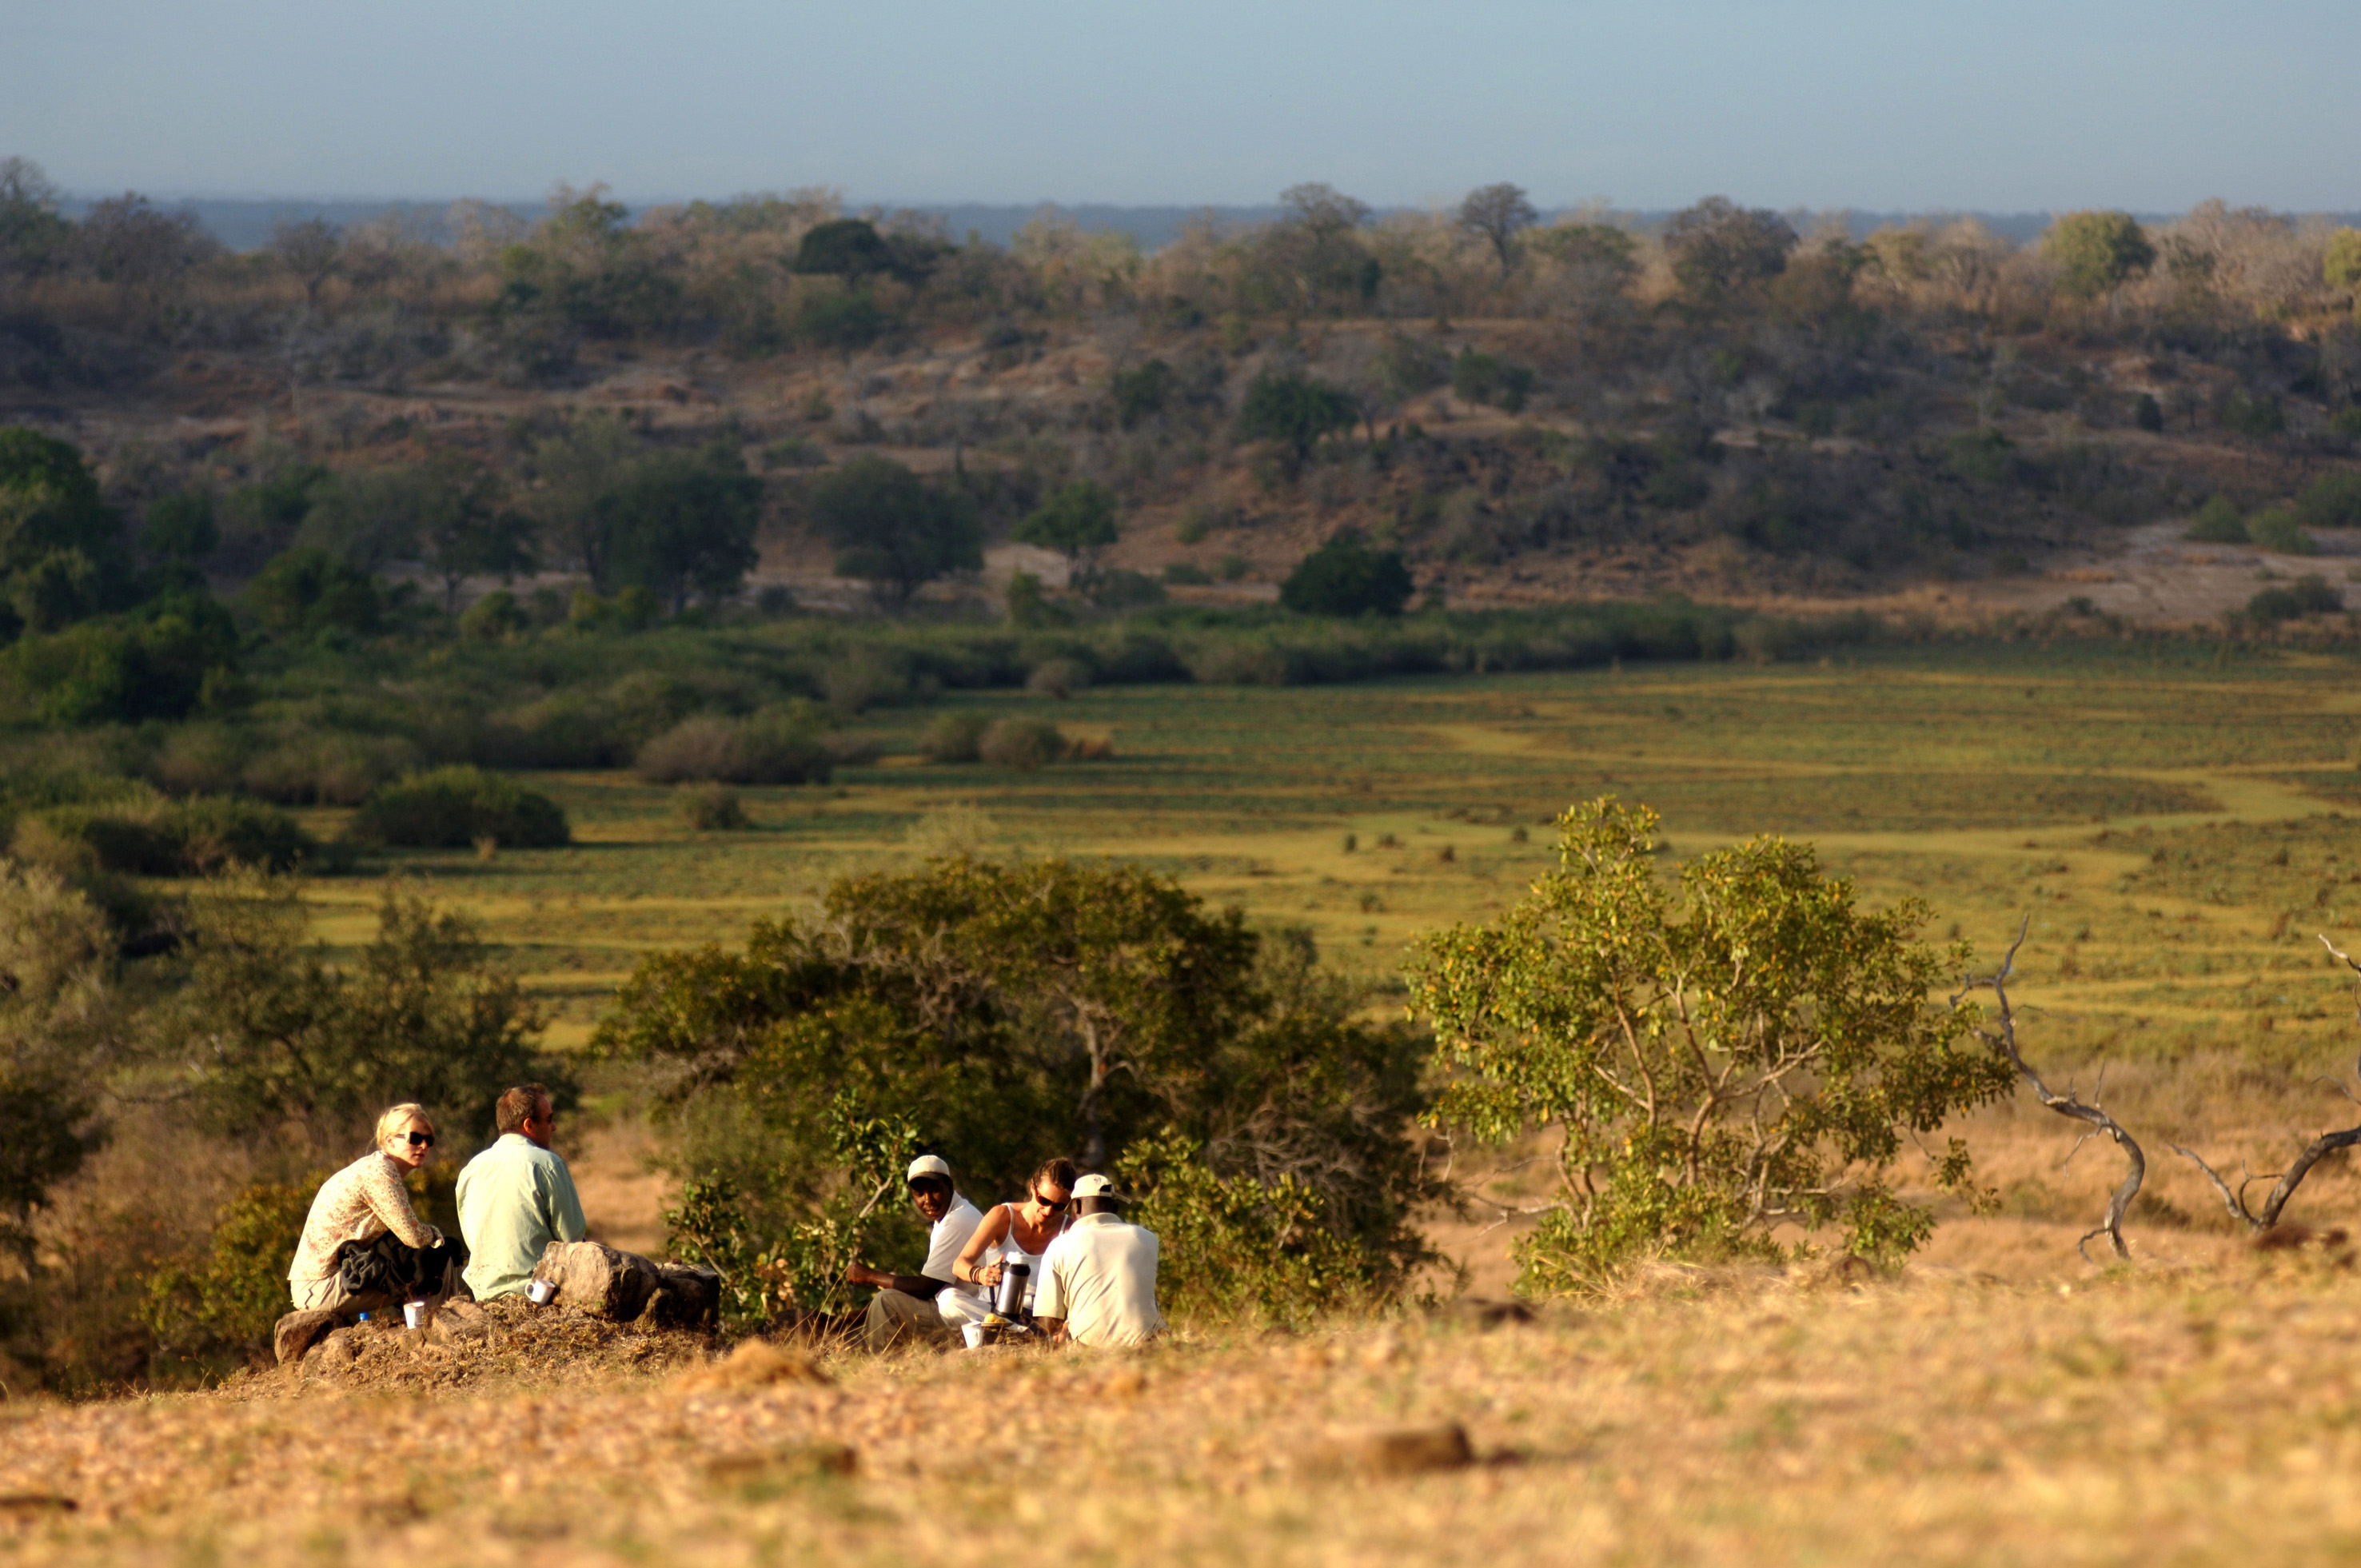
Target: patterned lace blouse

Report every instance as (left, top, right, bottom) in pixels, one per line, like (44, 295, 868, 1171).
(288, 1151, 442, 1285)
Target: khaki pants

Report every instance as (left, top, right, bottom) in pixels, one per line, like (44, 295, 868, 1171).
(864, 1289, 951, 1351)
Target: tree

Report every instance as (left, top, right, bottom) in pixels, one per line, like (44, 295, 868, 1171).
(1410, 798, 2012, 1291)
(793, 218, 895, 281)
(604, 441, 762, 613)
(0, 862, 115, 1270)
(522, 413, 637, 589)
(1662, 197, 1797, 302)
(143, 489, 219, 565)
(266, 217, 341, 308)
(0, 158, 73, 279)
(1238, 372, 1361, 465)
(1280, 537, 1414, 616)
(152, 881, 556, 1149)
(1252, 185, 1382, 313)
(2323, 228, 2361, 293)
(2044, 211, 2156, 300)
(243, 546, 381, 636)
(1458, 182, 1538, 278)
(74, 194, 218, 306)
(1013, 480, 1120, 587)
(297, 466, 433, 572)
(0, 428, 132, 637)
(808, 454, 981, 607)
(596, 858, 1436, 1298)
(413, 458, 534, 616)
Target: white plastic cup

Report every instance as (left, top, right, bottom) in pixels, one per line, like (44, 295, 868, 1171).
(403, 1301, 428, 1331)
(527, 1279, 556, 1306)
(961, 1322, 986, 1350)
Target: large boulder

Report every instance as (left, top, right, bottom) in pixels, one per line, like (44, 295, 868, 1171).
(530, 1240, 666, 1321)
(273, 1308, 339, 1366)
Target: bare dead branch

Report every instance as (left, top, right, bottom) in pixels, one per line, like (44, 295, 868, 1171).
(2174, 934, 2361, 1235)
(1956, 916, 2144, 1263)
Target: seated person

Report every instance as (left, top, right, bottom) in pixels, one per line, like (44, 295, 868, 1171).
(288, 1103, 467, 1319)
(1034, 1173, 1166, 1349)
(455, 1082, 588, 1300)
(943, 1157, 1075, 1331)
(844, 1155, 984, 1351)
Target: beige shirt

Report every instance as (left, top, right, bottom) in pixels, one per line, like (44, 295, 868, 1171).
(288, 1151, 441, 1286)
(1035, 1211, 1165, 1348)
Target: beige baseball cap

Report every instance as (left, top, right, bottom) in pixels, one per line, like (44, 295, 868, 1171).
(907, 1155, 953, 1183)
(1071, 1173, 1117, 1199)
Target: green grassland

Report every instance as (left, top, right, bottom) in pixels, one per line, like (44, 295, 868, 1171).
(291, 641, 2361, 1073)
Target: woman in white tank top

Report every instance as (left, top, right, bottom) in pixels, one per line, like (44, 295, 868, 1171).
(951, 1157, 1076, 1319)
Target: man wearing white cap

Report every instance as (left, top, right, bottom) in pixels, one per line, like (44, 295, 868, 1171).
(845, 1155, 986, 1351)
(1033, 1173, 1166, 1349)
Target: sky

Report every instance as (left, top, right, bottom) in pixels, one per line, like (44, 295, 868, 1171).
(5, 0, 2355, 213)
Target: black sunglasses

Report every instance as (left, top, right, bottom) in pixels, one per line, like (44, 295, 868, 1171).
(1031, 1191, 1070, 1211)
(403, 1131, 436, 1148)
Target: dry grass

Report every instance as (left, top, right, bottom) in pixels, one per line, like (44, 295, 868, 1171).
(7, 1244, 2361, 1566)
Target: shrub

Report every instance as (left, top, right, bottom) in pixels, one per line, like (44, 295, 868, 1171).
(636, 711, 832, 785)
(1451, 351, 1535, 413)
(457, 588, 528, 640)
(1088, 569, 1166, 608)
(1279, 537, 1414, 616)
(1410, 798, 2013, 1291)
(2185, 497, 2249, 545)
(2296, 473, 2361, 532)
(2221, 390, 2285, 440)
(244, 547, 381, 636)
(5, 595, 237, 725)
(2247, 575, 2343, 624)
(977, 716, 1067, 771)
(13, 795, 314, 876)
(1162, 561, 1211, 585)
(2246, 507, 2315, 555)
(239, 732, 419, 806)
(1117, 1131, 1368, 1327)
(919, 712, 987, 763)
(1026, 658, 1090, 698)
(678, 784, 748, 832)
(141, 1178, 320, 1370)
(347, 766, 570, 848)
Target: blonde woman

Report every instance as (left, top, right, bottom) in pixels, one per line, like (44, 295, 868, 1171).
(287, 1103, 469, 1318)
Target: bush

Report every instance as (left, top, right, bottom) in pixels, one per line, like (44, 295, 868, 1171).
(2247, 574, 2343, 624)
(1162, 561, 1211, 585)
(5, 595, 237, 725)
(919, 712, 987, 763)
(1026, 658, 1090, 698)
(678, 784, 748, 832)
(2246, 507, 2315, 555)
(635, 711, 832, 785)
(13, 794, 314, 876)
(977, 716, 1067, 771)
(2185, 497, 2249, 544)
(2222, 390, 2285, 440)
(1410, 799, 2013, 1291)
(347, 766, 570, 848)
(1088, 569, 1166, 608)
(244, 547, 381, 636)
(2296, 473, 2361, 532)
(1117, 1131, 1369, 1328)
(458, 589, 528, 640)
(141, 1178, 320, 1371)
(1451, 350, 1535, 413)
(1279, 537, 1414, 617)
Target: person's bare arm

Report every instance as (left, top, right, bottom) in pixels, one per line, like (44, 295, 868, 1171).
(844, 1261, 955, 1295)
(954, 1207, 1011, 1287)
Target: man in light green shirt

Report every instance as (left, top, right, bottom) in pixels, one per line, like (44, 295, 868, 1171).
(456, 1083, 589, 1299)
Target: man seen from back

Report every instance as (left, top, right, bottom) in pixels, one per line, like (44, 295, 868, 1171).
(456, 1083, 589, 1300)
(1034, 1173, 1165, 1349)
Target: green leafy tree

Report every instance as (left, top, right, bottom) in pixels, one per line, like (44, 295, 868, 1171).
(6, 592, 237, 724)
(151, 881, 557, 1147)
(0, 428, 132, 639)
(1410, 798, 2012, 1292)
(1238, 373, 1361, 465)
(1662, 197, 1797, 301)
(2325, 229, 2361, 292)
(0, 158, 74, 278)
(603, 441, 762, 613)
(244, 546, 381, 636)
(794, 219, 894, 281)
(143, 489, 219, 565)
(1280, 536, 1414, 616)
(808, 454, 981, 606)
(141, 1178, 320, 1367)
(0, 862, 115, 1269)
(1013, 480, 1121, 587)
(2044, 211, 2156, 300)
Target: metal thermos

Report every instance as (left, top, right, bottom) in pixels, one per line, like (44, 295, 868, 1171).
(995, 1261, 1030, 1318)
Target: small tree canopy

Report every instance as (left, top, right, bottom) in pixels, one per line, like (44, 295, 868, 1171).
(1663, 197, 1797, 301)
(794, 218, 895, 280)
(1458, 182, 1538, 277)
(1012, 480, 1120, 580)
(2044, 211, 2156, 299)
(808, 453, 981, 605)
(1411, 798, 2012, 1291)
(1279, 537, 1414, 617)
(1238, 373, 1360, 462)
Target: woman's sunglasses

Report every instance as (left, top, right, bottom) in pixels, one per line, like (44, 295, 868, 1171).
(404, 1131, 436, 1148)
(1031, 1191, 1069, 1212)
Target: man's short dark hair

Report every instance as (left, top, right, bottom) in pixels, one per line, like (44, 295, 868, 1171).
(495, 1083, 552, 1135)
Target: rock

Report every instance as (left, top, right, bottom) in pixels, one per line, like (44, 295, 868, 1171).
(635, 1263, 722, 1331)
(1303, 1422, 1474, 1476)
(672, 1338, 832, 1392)
(273, 1309, 339, 1366)
(532, 1240, 666, 1321)
(309, 1329, 359, 1371)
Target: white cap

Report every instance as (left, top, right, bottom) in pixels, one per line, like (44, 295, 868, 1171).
(1071, 1173, 1117, 1199)
(907, 1155, 952, 1183)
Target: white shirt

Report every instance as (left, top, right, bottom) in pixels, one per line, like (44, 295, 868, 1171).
(924, 1195, 986, 1299)
(1035, 1211, 1166, 1347)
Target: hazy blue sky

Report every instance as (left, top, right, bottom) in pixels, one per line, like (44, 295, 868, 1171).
(6, 0, 2354, 212)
